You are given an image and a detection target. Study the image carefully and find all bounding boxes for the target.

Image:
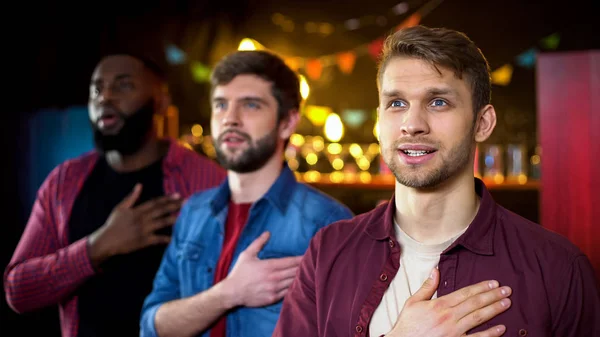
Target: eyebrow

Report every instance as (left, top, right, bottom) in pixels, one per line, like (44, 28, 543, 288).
(90, 73, 133, 86)
(381, 87, 458, 98)
(212, 96, 270, 105)
(425, 87, 458, 97)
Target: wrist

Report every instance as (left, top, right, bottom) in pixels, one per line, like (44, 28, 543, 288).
(214, 278, 240, 310)
(87, 231, 113, 267)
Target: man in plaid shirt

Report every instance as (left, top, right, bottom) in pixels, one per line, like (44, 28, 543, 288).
(4, 53, 226, 337)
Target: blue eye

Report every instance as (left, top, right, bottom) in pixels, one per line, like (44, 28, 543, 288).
(391, 100, 406, 107)
(246, 102, 260, 109)
(431, 99, 447, 107)
(214, 102, 226, 110)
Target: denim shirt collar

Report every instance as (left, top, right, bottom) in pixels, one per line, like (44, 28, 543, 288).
(209, 163, 297, 215)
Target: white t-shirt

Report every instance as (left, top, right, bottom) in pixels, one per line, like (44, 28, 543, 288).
(369, 221, 468, 337)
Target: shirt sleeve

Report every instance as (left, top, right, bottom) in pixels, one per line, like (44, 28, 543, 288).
(324, 204, 354, 227)
(140, 203, 188, 337)
(3, 166, 96, 313)
(552, 254, 600, 336)
(272, 228, 323, 336)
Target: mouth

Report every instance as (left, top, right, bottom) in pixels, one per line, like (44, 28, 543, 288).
(96, 110, 123, 130)
(396, 144, 438, 164)
(400, 149, 437, 157)
(219, 132, 249, 146)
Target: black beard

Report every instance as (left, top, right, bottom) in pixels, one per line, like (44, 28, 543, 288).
(91, 99, 155, 155)
(214, 127, 278, 173)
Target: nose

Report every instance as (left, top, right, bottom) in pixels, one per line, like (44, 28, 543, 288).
(93, 86, 116, 105)
(399, 106, 430, 137)
(221, 104, 242, 127)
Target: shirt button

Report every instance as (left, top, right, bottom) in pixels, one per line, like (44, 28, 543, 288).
(355, 325, 363, 333)
(388, 239, 394, 248)
(379, 273, 388, 282)
(443, 281, 448, 287)
(519, 329, 528, 336)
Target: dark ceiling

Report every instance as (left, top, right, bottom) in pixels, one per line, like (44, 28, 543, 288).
(7, 0, 598, 136)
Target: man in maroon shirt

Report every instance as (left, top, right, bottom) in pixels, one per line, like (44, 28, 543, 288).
(4, 53, 226, 337)
(274, 25, 600, 337)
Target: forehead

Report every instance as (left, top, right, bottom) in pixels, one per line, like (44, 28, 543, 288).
(91, 55, 146, 81)
(380, 56, 469, 96)
(212, 74, 273, 99)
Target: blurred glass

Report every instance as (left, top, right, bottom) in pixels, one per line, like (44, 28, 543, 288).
(483, 144, 504, 184)
(506, 144, 528, 184)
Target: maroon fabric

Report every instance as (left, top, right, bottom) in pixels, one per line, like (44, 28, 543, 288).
(274, 178, 600, 337)
(4, 139, 226, 337)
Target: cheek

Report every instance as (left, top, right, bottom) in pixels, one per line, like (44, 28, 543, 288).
(431, 119, 469, 147)
(210, 118, 221, 136)
(378, 120, 398, 146)
(250, 115, 278, 133)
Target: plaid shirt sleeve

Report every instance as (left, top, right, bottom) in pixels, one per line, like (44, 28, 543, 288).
(3, 165, 96, 313)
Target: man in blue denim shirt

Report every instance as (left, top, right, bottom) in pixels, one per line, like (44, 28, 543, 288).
(140, 50, 353, 337)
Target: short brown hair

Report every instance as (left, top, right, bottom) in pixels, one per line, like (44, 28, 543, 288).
(211, 50, 301, 122)
(377, 25, 491, 114)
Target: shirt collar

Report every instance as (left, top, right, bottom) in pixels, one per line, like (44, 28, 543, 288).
(210, 163, 297, 214)
(161, 137, 192, 171)
(365, 177, 496, 256)
(449, 178, 496, 255)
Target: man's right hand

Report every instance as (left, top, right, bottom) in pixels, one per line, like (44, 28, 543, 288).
(387, 268, 512, 337)
(221, 231, 303, 309)
(88, 183, 182, 267)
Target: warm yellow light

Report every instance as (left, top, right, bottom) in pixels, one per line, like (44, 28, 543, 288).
(357, 156, 371, 171)
(530, 155, 540, 165)
(290, 133, 305, 147)
(312, 136, 325, 152)
(327, 143, 342, 155)
(303, 170, 321, 182)
(368, 143, 380, 155)
(332, 158, 344, 170)
(324, 113, 344, 142)
(349, 143, 363, 158)
(330, 171, 344, 183)
(493, 174, 505, 184)
(491, 64, 513, 86)
(359, 171, 372, 183)
(304, 105, 331, 126)
(517, 174, 528, 185)
(306, 153, 318, 165)
(191, 124, 203, 137)
(238, 38, 264, 51)
(373, 121, 380, 140)
(299, 75, 310, 100)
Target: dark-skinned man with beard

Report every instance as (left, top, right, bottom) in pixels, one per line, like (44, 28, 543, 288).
(4, 53, 226, 337)
(140, 50, 353, 337)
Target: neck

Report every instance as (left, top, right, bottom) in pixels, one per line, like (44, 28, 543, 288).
(104, 137, 167, 172)
(228, 151, 284, 204)
(394, 170, 480, 244)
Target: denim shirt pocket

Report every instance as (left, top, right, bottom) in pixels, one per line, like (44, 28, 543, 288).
(176, 241, 213, 297)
